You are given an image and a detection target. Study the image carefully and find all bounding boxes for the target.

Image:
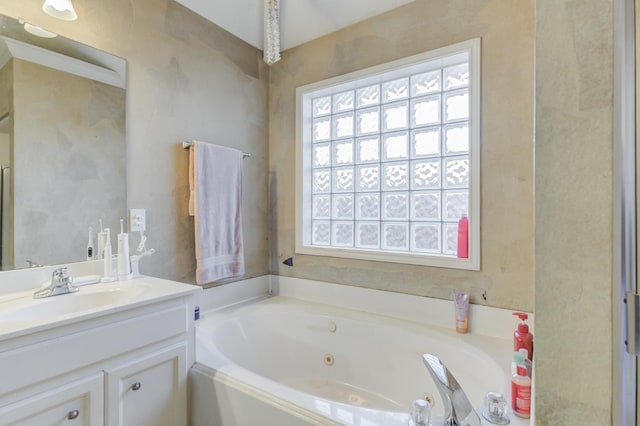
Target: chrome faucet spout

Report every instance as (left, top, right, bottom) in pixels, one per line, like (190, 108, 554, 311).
(33, 267, 78, 298)
(422, 353, 481, 426)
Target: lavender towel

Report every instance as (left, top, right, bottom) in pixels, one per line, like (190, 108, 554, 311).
(191, 141, 244, 284)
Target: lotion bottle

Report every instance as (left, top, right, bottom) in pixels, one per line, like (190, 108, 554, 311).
(457, 214, 469, 258)
(453, 291, 469, 333)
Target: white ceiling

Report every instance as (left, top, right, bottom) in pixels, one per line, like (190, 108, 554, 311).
(176, 0, 415, 51)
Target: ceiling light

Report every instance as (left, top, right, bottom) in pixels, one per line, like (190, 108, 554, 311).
(263, 0, 281, 66)
(23, 22, 58, 38)
(42, 0, 78, 21)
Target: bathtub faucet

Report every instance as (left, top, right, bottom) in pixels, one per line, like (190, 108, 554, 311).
(422, 354, 481, 426)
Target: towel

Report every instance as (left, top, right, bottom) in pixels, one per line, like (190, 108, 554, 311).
(189, 146, 195, 216)
(191, 141, 245, 284)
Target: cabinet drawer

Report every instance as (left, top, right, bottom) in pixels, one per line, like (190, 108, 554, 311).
(105, 343, 187, 426)
(0, 373, 103, 426)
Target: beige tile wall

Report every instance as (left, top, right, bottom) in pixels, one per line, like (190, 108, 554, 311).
(269, 0, 535, 312)
(534, 0, 613, 423)
(0, 60, 11, 119)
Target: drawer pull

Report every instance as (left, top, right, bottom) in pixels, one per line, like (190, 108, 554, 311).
(67, 409, 80, 420)
(131, 382, 141, 391)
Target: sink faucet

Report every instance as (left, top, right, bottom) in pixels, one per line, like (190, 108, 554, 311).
(33, 267, 78, 298)
(422, 353, 482, 426)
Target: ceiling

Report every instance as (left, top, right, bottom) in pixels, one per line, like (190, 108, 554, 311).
(175, 0, 416, 51)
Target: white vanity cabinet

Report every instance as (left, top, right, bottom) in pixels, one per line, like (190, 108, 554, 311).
(0, 373, 104, 425)
(0, 277, 199, 426)
(105, 343, 187, 426)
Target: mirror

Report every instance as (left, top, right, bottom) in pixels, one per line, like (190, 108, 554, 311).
(0, 14, 126, 270)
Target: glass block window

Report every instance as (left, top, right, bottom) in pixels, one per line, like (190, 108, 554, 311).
(297, 39, 480, 270)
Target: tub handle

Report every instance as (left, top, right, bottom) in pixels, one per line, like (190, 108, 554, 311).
(131, 382, 141, 391)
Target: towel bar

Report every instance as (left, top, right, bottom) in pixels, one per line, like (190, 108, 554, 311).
(181, 141, 250, 158)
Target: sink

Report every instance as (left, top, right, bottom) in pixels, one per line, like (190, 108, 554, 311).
(0, 282, 153, 323)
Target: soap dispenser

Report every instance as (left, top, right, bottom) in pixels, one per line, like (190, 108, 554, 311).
(513, 312, 533, 362)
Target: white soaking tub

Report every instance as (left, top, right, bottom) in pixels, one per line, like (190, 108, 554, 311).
(191, 287, 530, 426)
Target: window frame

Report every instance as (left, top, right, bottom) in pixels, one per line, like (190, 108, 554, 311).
(295, 38, 481, 271)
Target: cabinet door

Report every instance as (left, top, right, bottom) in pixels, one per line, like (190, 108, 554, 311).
(0, 373, 103, 426)
(105, 343, 187, 426)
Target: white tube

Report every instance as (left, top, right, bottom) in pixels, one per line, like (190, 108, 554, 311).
(101, 228, 116, 282)
(454, 291, 469, 333)
(117, 231, 132, 280)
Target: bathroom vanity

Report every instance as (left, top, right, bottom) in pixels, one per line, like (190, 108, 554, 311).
(0, 270, 199, 426)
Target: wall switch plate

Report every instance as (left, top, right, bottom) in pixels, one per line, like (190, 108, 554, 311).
(130, 209, 146, 232)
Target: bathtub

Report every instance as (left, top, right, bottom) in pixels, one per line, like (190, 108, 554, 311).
(191, 290, 529, 426)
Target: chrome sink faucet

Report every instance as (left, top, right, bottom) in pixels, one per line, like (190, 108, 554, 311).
(422, 353, 482, 426)
(33, 267, 78, 298)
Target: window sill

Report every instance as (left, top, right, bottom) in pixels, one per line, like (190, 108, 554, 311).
(295, 244, 480, 271)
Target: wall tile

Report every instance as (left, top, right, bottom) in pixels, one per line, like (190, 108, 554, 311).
(269, 0, 535, 312)
(535, 0, 613, 423)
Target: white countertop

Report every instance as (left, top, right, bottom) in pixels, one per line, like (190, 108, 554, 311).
(0, 274, 200, 341)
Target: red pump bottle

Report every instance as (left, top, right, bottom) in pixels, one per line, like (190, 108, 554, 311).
(513, 312, 533, 362)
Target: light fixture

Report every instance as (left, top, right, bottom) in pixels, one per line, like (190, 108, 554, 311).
(263, 0, 281, 66)
(42, 0, 78, 21)
(21, 21, 58, 38)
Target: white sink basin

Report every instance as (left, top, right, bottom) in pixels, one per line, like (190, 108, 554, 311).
(0, 282, 153, 323)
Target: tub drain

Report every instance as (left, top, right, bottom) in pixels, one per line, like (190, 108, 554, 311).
(324, 354, 335, 366)
(422, 393, 435, 407)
